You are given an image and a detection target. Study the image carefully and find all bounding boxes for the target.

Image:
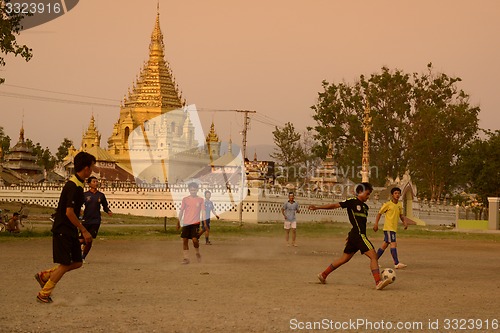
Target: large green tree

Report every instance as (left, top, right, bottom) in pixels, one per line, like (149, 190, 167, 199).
(0, 0, 33, 84)
(311, 64, 480, 199)
(408, 64, 480, 199)
(456, 130, 500, 204)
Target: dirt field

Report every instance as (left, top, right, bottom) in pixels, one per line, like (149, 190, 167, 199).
(1, 233, 499, 333)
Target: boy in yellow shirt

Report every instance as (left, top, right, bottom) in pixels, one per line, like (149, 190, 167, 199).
(373, 187, 408, 269)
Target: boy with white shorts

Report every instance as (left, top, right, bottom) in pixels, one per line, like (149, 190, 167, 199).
(282, 192, 299, 246)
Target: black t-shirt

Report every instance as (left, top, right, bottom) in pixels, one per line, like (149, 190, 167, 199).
(339, 197, 369, 237)
(83, 190, 110, 225)
(51, 175, 85, 238)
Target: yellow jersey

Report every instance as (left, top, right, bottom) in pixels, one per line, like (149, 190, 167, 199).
(378, 200, 403, 232)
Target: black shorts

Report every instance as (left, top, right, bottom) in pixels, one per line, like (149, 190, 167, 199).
(53, 233, 82, 265)
(181, 224, 200, 239)
(343, 234, 375, 255)
(81, 223, 100, 239)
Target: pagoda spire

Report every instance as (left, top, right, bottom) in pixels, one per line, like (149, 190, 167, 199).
(122, 7, 183, 111)
(206, 122, 220, 143)
(19, 113, 25, 143)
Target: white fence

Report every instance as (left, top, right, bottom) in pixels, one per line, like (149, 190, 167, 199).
(0, 185, 456, 225)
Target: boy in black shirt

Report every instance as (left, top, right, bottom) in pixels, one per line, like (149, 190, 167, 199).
(34, 152, 96, 303)
(309, 182, 391, 290)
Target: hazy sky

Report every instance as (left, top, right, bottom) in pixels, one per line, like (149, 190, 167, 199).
(1, 0, 499, 159)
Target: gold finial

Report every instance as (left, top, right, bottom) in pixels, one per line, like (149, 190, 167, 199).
(206, 122, 219, 143)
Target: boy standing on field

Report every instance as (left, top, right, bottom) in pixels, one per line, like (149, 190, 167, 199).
(373, 187, 408, 269)
(80, 176, 113, 262)
(177, 182, 205, 264)
(200, 190, 219, 245)
(282, 192, 299, 246)
(34, 151, 96, 303)
(309, 183, 391, 290)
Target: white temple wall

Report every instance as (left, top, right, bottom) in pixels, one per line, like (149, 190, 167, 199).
(0, 186, 456, 225)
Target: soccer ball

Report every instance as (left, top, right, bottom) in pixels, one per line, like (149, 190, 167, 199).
(381, 268, 396, 283)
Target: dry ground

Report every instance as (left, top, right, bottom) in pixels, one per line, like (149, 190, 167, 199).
(1, 233, 499, 333)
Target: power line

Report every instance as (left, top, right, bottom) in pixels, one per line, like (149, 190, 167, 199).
(0, 91, 118, 108)
(2, 84, 121, 102)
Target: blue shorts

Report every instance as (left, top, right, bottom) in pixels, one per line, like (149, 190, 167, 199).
(383, 231, 397, 243)
(202, 219, 211, 231)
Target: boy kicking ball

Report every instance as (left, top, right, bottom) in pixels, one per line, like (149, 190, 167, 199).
(309, 182, 391, 290)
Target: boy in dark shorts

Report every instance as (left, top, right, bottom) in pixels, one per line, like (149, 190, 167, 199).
(199, 190, 219, 245)
(176, 182, 205, 264)
(34, 152, 96, 303)
(80, 176, 113, 263)
(309, 182, 391, 290)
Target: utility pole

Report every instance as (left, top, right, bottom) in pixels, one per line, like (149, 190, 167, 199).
(236, 110, 256, 160)
(236, 110, 256, 225)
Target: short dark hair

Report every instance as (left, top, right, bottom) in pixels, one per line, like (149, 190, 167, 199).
(204, 190, 211, 195)
(188, 182, 199, 189)
(391, 187, 402, 195)
(355, 182, 373, 194)
(74, 152, 96, 173)
(289, 192, 294, 196)
(13, 212, 20, 217)
(87, 176, 98, 184)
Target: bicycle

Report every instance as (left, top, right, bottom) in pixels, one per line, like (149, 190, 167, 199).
(0, 209, 10, 232)
(0, 205, 32, 233)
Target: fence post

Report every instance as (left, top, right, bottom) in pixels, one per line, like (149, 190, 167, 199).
(487, 197, 500, 230)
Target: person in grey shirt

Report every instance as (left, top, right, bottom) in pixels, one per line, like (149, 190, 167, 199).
(282, 192, 300, 246)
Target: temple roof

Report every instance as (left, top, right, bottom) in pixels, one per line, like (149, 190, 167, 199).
(122, 9, 184, 110)
(85, 146, 116, 162)
(3, 125, 42, 173)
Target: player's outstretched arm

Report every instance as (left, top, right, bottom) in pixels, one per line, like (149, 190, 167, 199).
(308, 203, 341, 210)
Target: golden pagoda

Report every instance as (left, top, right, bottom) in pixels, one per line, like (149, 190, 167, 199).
(206, 122, 221, 165)
(105, 8, 219, 184)
(81, 114, 101, 150)
(107, 8, 187, 169)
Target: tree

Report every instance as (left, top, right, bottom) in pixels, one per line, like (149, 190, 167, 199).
(408, 64, 480, 200)
(311, 67, 414, 186)
(26, 139, 56, 170)
(310, 80, 364, 183)
(0, 126, 11, 159)
(56, 138, 73, 162)
(311, 64, 480, 197)
(271, 122, 303, 182)
(456, 130, 500, 204)
(0, 0, 33, 84)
